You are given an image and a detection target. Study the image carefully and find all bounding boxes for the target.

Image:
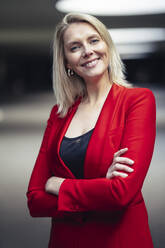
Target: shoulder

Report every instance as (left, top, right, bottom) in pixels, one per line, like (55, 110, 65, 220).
(124, 86, 154, 98)
(113, 85, 156, 116)
(48, 97, 81, 121)
(48, 105, 59, 122)
(122, 86, 156, 106)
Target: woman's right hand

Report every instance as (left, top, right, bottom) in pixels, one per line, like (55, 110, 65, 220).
(106, 148, 134, 179)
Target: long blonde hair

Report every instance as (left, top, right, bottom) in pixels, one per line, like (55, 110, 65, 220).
(53, 12, 131, 117)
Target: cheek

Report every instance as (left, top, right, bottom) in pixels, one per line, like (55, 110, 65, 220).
(66, 53, 81, 67)
(64, 48, 78, 67)
(96, 42, 108, 54)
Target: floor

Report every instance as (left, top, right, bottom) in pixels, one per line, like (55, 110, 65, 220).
(0, 87, 165, 248)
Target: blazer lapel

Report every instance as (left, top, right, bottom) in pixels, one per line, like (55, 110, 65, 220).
(84, 83, 125, 178)
(50, 99, 81, 179)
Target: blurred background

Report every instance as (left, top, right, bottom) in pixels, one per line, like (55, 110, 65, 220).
(0, 0, 165, 247)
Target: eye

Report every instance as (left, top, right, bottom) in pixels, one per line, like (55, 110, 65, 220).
(90, 38, 99, 44)
(70, 45, 80, 52)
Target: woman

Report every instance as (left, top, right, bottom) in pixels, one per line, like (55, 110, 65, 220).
(27, 13, 156, 248)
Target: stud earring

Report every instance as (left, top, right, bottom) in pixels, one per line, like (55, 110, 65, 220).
(67, 68, 75, 77)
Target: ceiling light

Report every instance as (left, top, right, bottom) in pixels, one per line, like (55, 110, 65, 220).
(109, 28, 165, 58)
(109, 28, 165, 44)
(117, 43, 156, 59)
(56, 0, 165, 16)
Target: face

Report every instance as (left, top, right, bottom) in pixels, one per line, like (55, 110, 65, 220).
(63, 22, 110, 81)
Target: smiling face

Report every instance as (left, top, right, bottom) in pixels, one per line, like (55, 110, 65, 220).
(63, 22, 110, 82)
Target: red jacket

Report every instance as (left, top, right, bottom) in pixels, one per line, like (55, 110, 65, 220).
(27, 83, 156, 248)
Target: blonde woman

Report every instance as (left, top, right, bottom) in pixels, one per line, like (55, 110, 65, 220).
(27, 13, 156, 248)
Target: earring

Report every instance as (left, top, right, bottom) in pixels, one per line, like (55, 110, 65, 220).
(67, 68, 75, 77)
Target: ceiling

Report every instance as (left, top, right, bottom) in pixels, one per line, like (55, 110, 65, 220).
(0, 0, 165, 55)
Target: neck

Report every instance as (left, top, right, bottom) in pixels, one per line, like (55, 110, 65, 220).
(83, 71, 113, 106)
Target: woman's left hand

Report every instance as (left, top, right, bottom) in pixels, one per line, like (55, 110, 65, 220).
(45, 176, 65, 195)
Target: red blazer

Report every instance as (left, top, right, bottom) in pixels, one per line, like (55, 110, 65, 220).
(27, 83, 156, 248)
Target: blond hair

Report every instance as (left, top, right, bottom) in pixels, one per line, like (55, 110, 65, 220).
(53, 12, 131, 117)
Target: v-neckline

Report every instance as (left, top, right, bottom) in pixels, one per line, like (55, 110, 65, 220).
(66, 83, 114, 138)
(56, 82, 115, 178)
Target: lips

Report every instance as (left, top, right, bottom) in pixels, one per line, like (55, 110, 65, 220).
(81, 58, 100, 68)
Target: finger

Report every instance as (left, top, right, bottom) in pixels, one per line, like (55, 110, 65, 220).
(106, 172, 111, 179)
(112, 171, 128, 178)
(114, 163, 134, 173)
(114, 148, 128, 157)
(114, 157, 134, 165)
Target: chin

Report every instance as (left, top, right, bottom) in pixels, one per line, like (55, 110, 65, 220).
(84, 69, 107, 79)
(76, 64, 108, 80)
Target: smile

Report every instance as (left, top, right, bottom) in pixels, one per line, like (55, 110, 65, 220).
(81, 58, 100, 68)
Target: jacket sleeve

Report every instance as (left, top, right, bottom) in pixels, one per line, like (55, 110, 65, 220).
(57, 89, 156, 212)
(26, 105, 59, 217)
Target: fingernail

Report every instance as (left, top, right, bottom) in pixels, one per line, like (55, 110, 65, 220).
(129, 168, 134, 172)
(130, 160, 134, 164)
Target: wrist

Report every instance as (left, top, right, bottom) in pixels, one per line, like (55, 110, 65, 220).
(45, 177, 65, 195)
(55, 177, 65, 195)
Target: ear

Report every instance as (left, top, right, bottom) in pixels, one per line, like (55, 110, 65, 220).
(64, 56, 72, 69)
(66, 63, 72, 69)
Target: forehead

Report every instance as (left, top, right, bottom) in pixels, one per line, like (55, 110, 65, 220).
(63, 22, 100, 44)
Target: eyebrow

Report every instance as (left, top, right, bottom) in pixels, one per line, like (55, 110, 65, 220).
(66, 41, 80, 47)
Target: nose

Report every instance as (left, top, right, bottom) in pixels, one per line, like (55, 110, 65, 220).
(82, 44, 93, 58)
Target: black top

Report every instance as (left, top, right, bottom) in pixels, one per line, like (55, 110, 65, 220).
(59, 129, 94, 178)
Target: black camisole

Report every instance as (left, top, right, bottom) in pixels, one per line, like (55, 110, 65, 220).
(59, 129, 94, 178)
